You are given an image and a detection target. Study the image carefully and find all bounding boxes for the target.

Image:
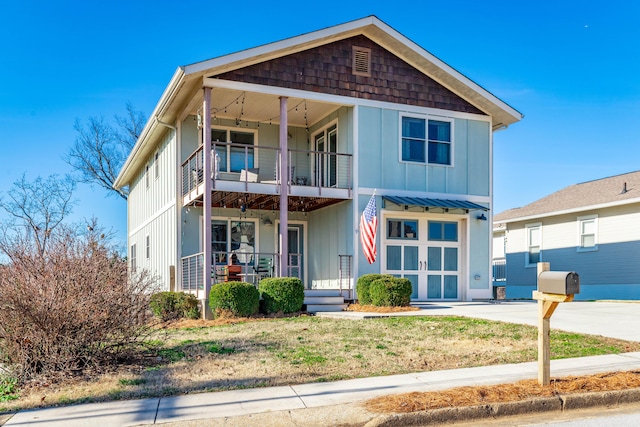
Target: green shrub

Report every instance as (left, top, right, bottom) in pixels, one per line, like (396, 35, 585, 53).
(356, 274, 393, 305)
(209, 281, 259, 318)
(150, 292, 200, 321)
(369, 277, 412, 307)
(258, 277, 304, 314)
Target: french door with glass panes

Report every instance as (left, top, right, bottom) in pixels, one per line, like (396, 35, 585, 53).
(313, 124, 337, 187)
(384, 218, 460, 300)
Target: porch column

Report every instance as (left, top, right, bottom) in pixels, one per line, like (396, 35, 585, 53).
(279, 96, 288, 277)
(203, 88, 212, 310)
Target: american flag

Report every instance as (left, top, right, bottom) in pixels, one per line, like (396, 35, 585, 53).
(360, 194, 378, 264)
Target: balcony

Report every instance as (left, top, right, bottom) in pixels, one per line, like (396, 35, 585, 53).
(181, 142, 352, 211)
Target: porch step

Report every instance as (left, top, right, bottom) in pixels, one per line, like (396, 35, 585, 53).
(303, 295, 345, 305)
(304, 289, 351, 298)
(306, 303, 348, 313)
(304, 288, 348, 313)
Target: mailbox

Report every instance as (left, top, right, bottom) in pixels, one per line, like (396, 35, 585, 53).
(538, 271, 580, 295)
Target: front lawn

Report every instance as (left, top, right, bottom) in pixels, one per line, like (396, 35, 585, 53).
(2, 315, 639, 412)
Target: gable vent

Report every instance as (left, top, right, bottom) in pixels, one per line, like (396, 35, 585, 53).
(352, 46, 371, 77)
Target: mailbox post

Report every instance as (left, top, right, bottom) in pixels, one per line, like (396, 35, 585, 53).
(533, 262, 579, 385)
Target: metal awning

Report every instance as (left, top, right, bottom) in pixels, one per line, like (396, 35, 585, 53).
(382, 196, 489, 211)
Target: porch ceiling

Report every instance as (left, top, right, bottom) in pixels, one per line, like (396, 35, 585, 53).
(190, 191, 344, 213)
(189, 88, 342, 127)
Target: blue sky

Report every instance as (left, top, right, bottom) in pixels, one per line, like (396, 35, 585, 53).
(1, 1, 639, 246)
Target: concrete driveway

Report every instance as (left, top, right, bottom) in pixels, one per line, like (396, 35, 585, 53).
(415, 301, 640, 342)
(322, 301, 640, 342)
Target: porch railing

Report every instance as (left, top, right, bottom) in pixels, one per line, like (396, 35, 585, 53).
(181, 143, 352, 196)
(180, 251, 306, 290)
(492, 258, 506, 282)
(180, 252, 204, 292)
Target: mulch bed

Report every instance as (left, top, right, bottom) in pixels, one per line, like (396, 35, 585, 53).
(364, 371, 640, 413)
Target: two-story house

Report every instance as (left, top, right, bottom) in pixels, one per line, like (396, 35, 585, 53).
(114, 16, 522, 314)
(494, 170, 640, 300)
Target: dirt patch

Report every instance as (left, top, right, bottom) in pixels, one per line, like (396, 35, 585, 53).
(346, 304, 420, 313)
(364, 370, 640, 413)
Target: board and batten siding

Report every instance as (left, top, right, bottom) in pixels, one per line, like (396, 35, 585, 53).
(308, 200, 353, 289)
(357, 106, 490, 196)
(504, 203, 640, 300)
(128, 130, 177, 291)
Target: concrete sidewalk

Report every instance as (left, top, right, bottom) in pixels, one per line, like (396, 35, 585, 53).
(3, 301, 640, 426)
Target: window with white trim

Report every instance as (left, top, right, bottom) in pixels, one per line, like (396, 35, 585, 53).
(401, 114, 453, 165)
(577, 215, 598, 251)
(130, 244, 137, 272)
(154, 151, 159, 179)
(525, 223, 541, 267)
(211, 219, 257, 265)
(145, 235, 150, 259)
(211, 128, 256, 173)
(145, 163, 149, 188)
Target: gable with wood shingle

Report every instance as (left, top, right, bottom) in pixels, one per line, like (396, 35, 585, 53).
(212, 35, 485, 115)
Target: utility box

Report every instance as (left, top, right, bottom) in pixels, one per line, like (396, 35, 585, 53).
(538, 271, 580, 295)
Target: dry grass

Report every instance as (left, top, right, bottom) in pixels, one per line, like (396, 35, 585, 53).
(364, 370, 640, 413)
(2, 315, 640, 413)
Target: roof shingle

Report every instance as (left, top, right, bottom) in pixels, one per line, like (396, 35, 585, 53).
(494, 170, 640, 222)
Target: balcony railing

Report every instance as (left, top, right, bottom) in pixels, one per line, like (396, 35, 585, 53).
(181, 143, 352, 196)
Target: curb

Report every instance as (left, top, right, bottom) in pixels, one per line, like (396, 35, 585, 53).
(363, 388, 640, 427)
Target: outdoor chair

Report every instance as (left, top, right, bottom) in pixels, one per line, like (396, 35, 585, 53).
(253, 257, 273, 280)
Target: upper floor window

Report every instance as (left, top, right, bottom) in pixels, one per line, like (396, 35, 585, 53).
(212, 128, 255, 173)
(145, 163, 150, 188)
(526, 223, 541, 267)
(154, 151, 159, 179)
(313, 123, 338, 187)
(577, 215, 598, 251)
(401, 115, 452, 165)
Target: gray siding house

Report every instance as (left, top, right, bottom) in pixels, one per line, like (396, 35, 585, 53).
(114, 16, 521, 313)
(494, 171, 640, 300)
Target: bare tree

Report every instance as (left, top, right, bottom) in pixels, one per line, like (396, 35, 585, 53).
(0, 174, 75, 258)
(0, 220, 158, 380)
(66, 103, 145, 200)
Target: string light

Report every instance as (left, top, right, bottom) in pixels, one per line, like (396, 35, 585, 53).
(209, 94, 311, 130)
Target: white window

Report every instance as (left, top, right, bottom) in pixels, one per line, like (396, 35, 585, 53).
(145, 163, 150, 188)
(577, 215, 598, 251)
(154, 151, 159, 179)
(525, 223, 541, 267)
(145, 235, 150, 259)
(400, 114, 453, 166)
(130, 244, 137, 271)
(212, 219, 257, 265)
(313, 122, 338, 187)
(211, 128, 256, 173)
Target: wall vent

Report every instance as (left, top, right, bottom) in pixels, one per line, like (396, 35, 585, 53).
(352, 46, 371, 76)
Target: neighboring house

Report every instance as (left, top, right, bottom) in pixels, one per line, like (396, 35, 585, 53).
(493, 170, 640, 300)
(114, 16, 521, 313)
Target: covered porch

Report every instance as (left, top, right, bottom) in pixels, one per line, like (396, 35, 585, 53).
(176, 82, 354, 308)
